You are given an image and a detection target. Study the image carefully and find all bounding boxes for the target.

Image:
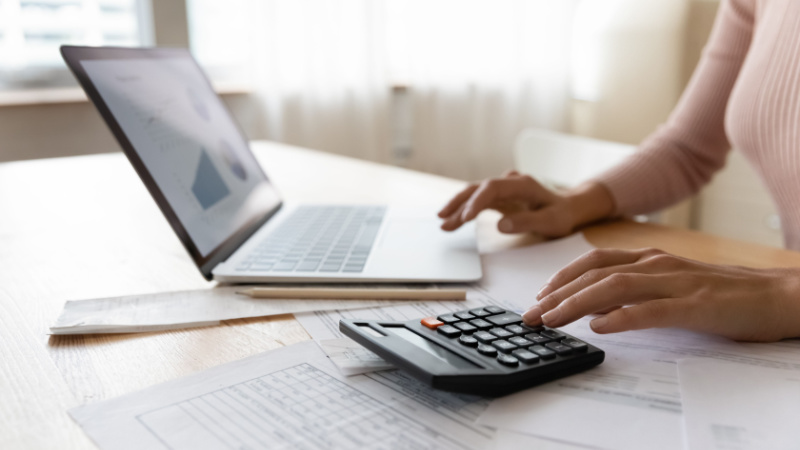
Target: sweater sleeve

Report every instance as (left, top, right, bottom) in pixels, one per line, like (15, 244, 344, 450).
(593, 0, 756, 215)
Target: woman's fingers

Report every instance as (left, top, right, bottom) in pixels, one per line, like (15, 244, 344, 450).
(590, 298, 694, 333)
(461, 176, 548, 223)
(537, 248, 664, 299)
(540, 273, 677, 328)
(438, 171, 523, 221)
(523, 251, 690, 327)
(438, 184, 479, 219)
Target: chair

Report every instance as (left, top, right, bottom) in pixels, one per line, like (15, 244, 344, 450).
(513, 128, 635, 191)
(513, 128, 656, 222)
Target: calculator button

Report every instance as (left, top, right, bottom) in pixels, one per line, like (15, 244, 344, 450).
(469, 308, 492, 317)
(529, 345, 557, 360)
(477, 344, 498, 357)
(497, 354, 520, 367)
(421, 317, 444, 329)
(437, 314, 459, 324)
(489, 328, 513, 339)
(504, 324, 526, 335)
(521, 324, 545, 333)
(486, 312, 523, 327)
(508, 336, 532, 347)
(562, 338, 588, 353)
(474, 331, 497, 343)
(545, 342, 573, 356)
(469, 318, 493, 329)
(437, 325, 461, 338)
(512, 349, 540, 364)
(454, 322, 477, 334)
(524, 333, 552, 345)
(454, 311, 476, 321)
(540, 329, 566, 340)
(459, 335, 479, 347)
(484, 306, 505, 315)
(491, 340, 518, 354)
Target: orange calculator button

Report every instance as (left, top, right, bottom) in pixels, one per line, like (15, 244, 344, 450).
(421, 317, 444, 329)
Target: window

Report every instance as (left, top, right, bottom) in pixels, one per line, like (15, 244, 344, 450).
(186, 0, 253, 86)
(0, 0, 153, 89)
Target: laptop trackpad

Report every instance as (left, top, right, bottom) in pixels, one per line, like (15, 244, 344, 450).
(378, 219, 474, 251)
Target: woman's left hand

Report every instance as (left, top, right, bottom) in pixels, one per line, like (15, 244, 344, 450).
(522, 247, 800, 342)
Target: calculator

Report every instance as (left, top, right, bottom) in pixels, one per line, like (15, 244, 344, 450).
(340, 305, 604, 396)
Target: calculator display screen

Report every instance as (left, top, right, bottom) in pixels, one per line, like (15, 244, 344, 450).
(386, 327, 481, 369)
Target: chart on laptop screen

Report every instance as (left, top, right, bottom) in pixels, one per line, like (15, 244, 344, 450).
(81, 58, 275, 256)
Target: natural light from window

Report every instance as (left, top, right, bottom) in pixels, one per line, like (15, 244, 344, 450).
(0, 0, 151, 89)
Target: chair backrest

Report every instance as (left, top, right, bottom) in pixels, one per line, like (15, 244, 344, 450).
(513, 129, 635, 190)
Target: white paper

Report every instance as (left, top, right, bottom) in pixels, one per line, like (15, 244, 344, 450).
(317, 337, 394, 376)
(679, 358, 800, 450)
(471, 232, 800, 450)
(479, 233, 596, 310)
(478, 316, 800, 450)
(51, 285, 456, 335)
(70, 341, 551, 450)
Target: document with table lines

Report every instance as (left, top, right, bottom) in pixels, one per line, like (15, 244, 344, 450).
(317, 337, 395, 376)
(478, 316, 800, 450)
(70, 341, 563, 450)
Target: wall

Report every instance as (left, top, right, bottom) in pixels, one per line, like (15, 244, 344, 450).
(569, 0, 692, 228)
(0, 94, 265, 163)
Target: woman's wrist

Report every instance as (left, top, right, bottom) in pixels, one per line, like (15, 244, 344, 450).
(563, 181, 616, 232)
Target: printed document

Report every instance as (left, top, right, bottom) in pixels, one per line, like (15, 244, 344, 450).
(70, 341, 560, 450)
(317, 337, 394, 376)
(679, 358, 800, 450)
(446, 232, 800, 450)
(478, 317, 800, 450)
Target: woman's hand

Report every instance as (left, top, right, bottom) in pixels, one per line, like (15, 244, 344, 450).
(438, 171, 615, 238)
(522, 248, 800, 342)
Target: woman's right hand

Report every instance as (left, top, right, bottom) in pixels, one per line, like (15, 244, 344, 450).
(437, 171, 615, 238)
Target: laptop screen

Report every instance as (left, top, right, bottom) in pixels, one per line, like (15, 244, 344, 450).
(62, 47, 281, 279)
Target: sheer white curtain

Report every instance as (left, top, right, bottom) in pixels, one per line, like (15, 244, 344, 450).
(233, 0, 577, 179)
(388, 0, 577, 180)
(248, 0, 392, 163)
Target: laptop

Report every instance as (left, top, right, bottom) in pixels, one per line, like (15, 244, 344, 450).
(61, 46, 482, 283)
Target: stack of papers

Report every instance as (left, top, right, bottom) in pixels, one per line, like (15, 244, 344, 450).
(50, 285, 453, 335)
(64, 233, 800, 449)
(70, 341, 559, 450)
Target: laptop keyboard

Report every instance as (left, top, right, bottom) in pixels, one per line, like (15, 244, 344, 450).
(235, 205, 386, 274)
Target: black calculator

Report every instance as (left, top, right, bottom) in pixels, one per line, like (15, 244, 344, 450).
(340, 305, 604, 396)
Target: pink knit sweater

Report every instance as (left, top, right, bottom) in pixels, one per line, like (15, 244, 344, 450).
(596, 0, 800, 250)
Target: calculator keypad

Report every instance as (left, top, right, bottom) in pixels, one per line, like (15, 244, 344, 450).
(421, 307, 589, 369)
